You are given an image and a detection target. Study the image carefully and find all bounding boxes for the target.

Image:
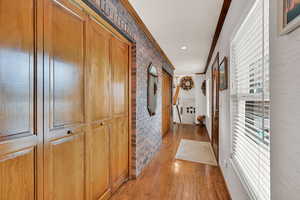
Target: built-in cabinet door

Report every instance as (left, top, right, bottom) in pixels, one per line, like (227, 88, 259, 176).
(111, 37, 129, 116)
(88, 124, 110, 200)
(86, 17, 111, 200)
(0, 0, 42, 199)
(46, 130, 85, 200)
(0, 0, 131, 198)
(43, 0, 86, 199)
(87, 17, 111, 122)
(110, 117, 129, 191)
(111, 37, 129, 191)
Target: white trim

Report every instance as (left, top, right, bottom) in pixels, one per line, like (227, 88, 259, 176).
(230, 158, 257, 200)
(229, 0, 270, 199)
(229, 0, 259, 44)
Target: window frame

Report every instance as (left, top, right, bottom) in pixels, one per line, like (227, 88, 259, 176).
(229, 0, 270, 199)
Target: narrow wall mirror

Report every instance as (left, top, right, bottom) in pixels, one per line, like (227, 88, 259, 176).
(147, 63, 158, 116)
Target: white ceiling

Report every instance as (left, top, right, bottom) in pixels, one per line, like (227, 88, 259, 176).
(129, 0, 224, 75)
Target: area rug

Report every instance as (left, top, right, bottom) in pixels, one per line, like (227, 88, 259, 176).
(175, 139, 218, 166)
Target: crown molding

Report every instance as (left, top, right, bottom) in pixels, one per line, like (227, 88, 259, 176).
(203, 0, 232, 74)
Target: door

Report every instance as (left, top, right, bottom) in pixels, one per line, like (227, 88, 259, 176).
(43, 0, 87, 199)
(110, 36, 129, 192)
(162, 71, 172, 137)
(86, 17, 112, 200)
(0, 0, 43, 199)
(211, 56, 220, 162)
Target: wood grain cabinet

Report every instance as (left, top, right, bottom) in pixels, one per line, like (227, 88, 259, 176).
(111, 37, 130, 192)
(86, 18, 130, 198)
(110, 117, 129, 192)
(0, 0, 42, 199)
(85, 17, 112, 200)
(43, 0, 87, 199)
(0, 0, 130, 199)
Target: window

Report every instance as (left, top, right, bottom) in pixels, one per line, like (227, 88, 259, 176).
(230, 0, 270, 200)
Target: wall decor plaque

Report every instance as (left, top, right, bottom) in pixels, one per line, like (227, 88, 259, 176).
(147, 63, 158, 116)
(219, 57, 228, 91)
(201, 80, 207, 96)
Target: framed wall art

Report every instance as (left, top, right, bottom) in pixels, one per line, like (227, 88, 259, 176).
(219, 57, 228, 91)
(201, 80, 206, 96)
(279, 0, 300, 34)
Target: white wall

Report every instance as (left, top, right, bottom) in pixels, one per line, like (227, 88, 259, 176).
(204, 0, 258, 199)
(174, 75, 207, 125)
(204, 0, 300, 199)
(195, 75, 206, 123)
(270, 1, 300, 199)
(205, 68, 212, 139)
(173, 75, 196, 124)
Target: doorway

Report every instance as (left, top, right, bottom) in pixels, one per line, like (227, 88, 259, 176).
(211, 53, 220, 162)
(162, 70, 172, 137)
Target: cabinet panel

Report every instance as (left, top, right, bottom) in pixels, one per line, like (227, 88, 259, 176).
(111, 38, 129, 116)
(0, 1, 41, 199)
(87, 18, 111, 122)
(48, 133, 85, 200)
(47, 0, 85, 128)
(89, 124, 110, 199)
(0, 148, 35, 200)
(86, 17, 112, 200)
(44, 0, 87, 200)
(110, 117, 129, 189)
(0, 0, 34, 138)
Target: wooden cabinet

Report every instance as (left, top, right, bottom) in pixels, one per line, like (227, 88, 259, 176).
(110, 37, 129, 191)
(0, 0, 130, 199)
(43, 0, 87, 199)
(85, 17, 112, 200)
(0, 0, 42, 199)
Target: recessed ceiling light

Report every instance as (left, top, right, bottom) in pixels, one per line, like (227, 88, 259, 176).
(181, 46, 187, 50)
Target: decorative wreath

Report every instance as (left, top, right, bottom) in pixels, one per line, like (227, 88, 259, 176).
(180, 76, 194, 91)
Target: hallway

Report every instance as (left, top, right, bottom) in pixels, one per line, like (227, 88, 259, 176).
(2, 0, 300, 199)
(111, 124, 230, 200)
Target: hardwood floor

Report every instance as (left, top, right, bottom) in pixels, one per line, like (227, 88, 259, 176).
(111, 124, 231, 200)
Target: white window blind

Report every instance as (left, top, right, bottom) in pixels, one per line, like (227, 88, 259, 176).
(230, 0, 270, 200)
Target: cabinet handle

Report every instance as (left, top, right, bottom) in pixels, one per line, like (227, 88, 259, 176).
(100, 122, 105, 126)
(67, 130, 73, 135)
